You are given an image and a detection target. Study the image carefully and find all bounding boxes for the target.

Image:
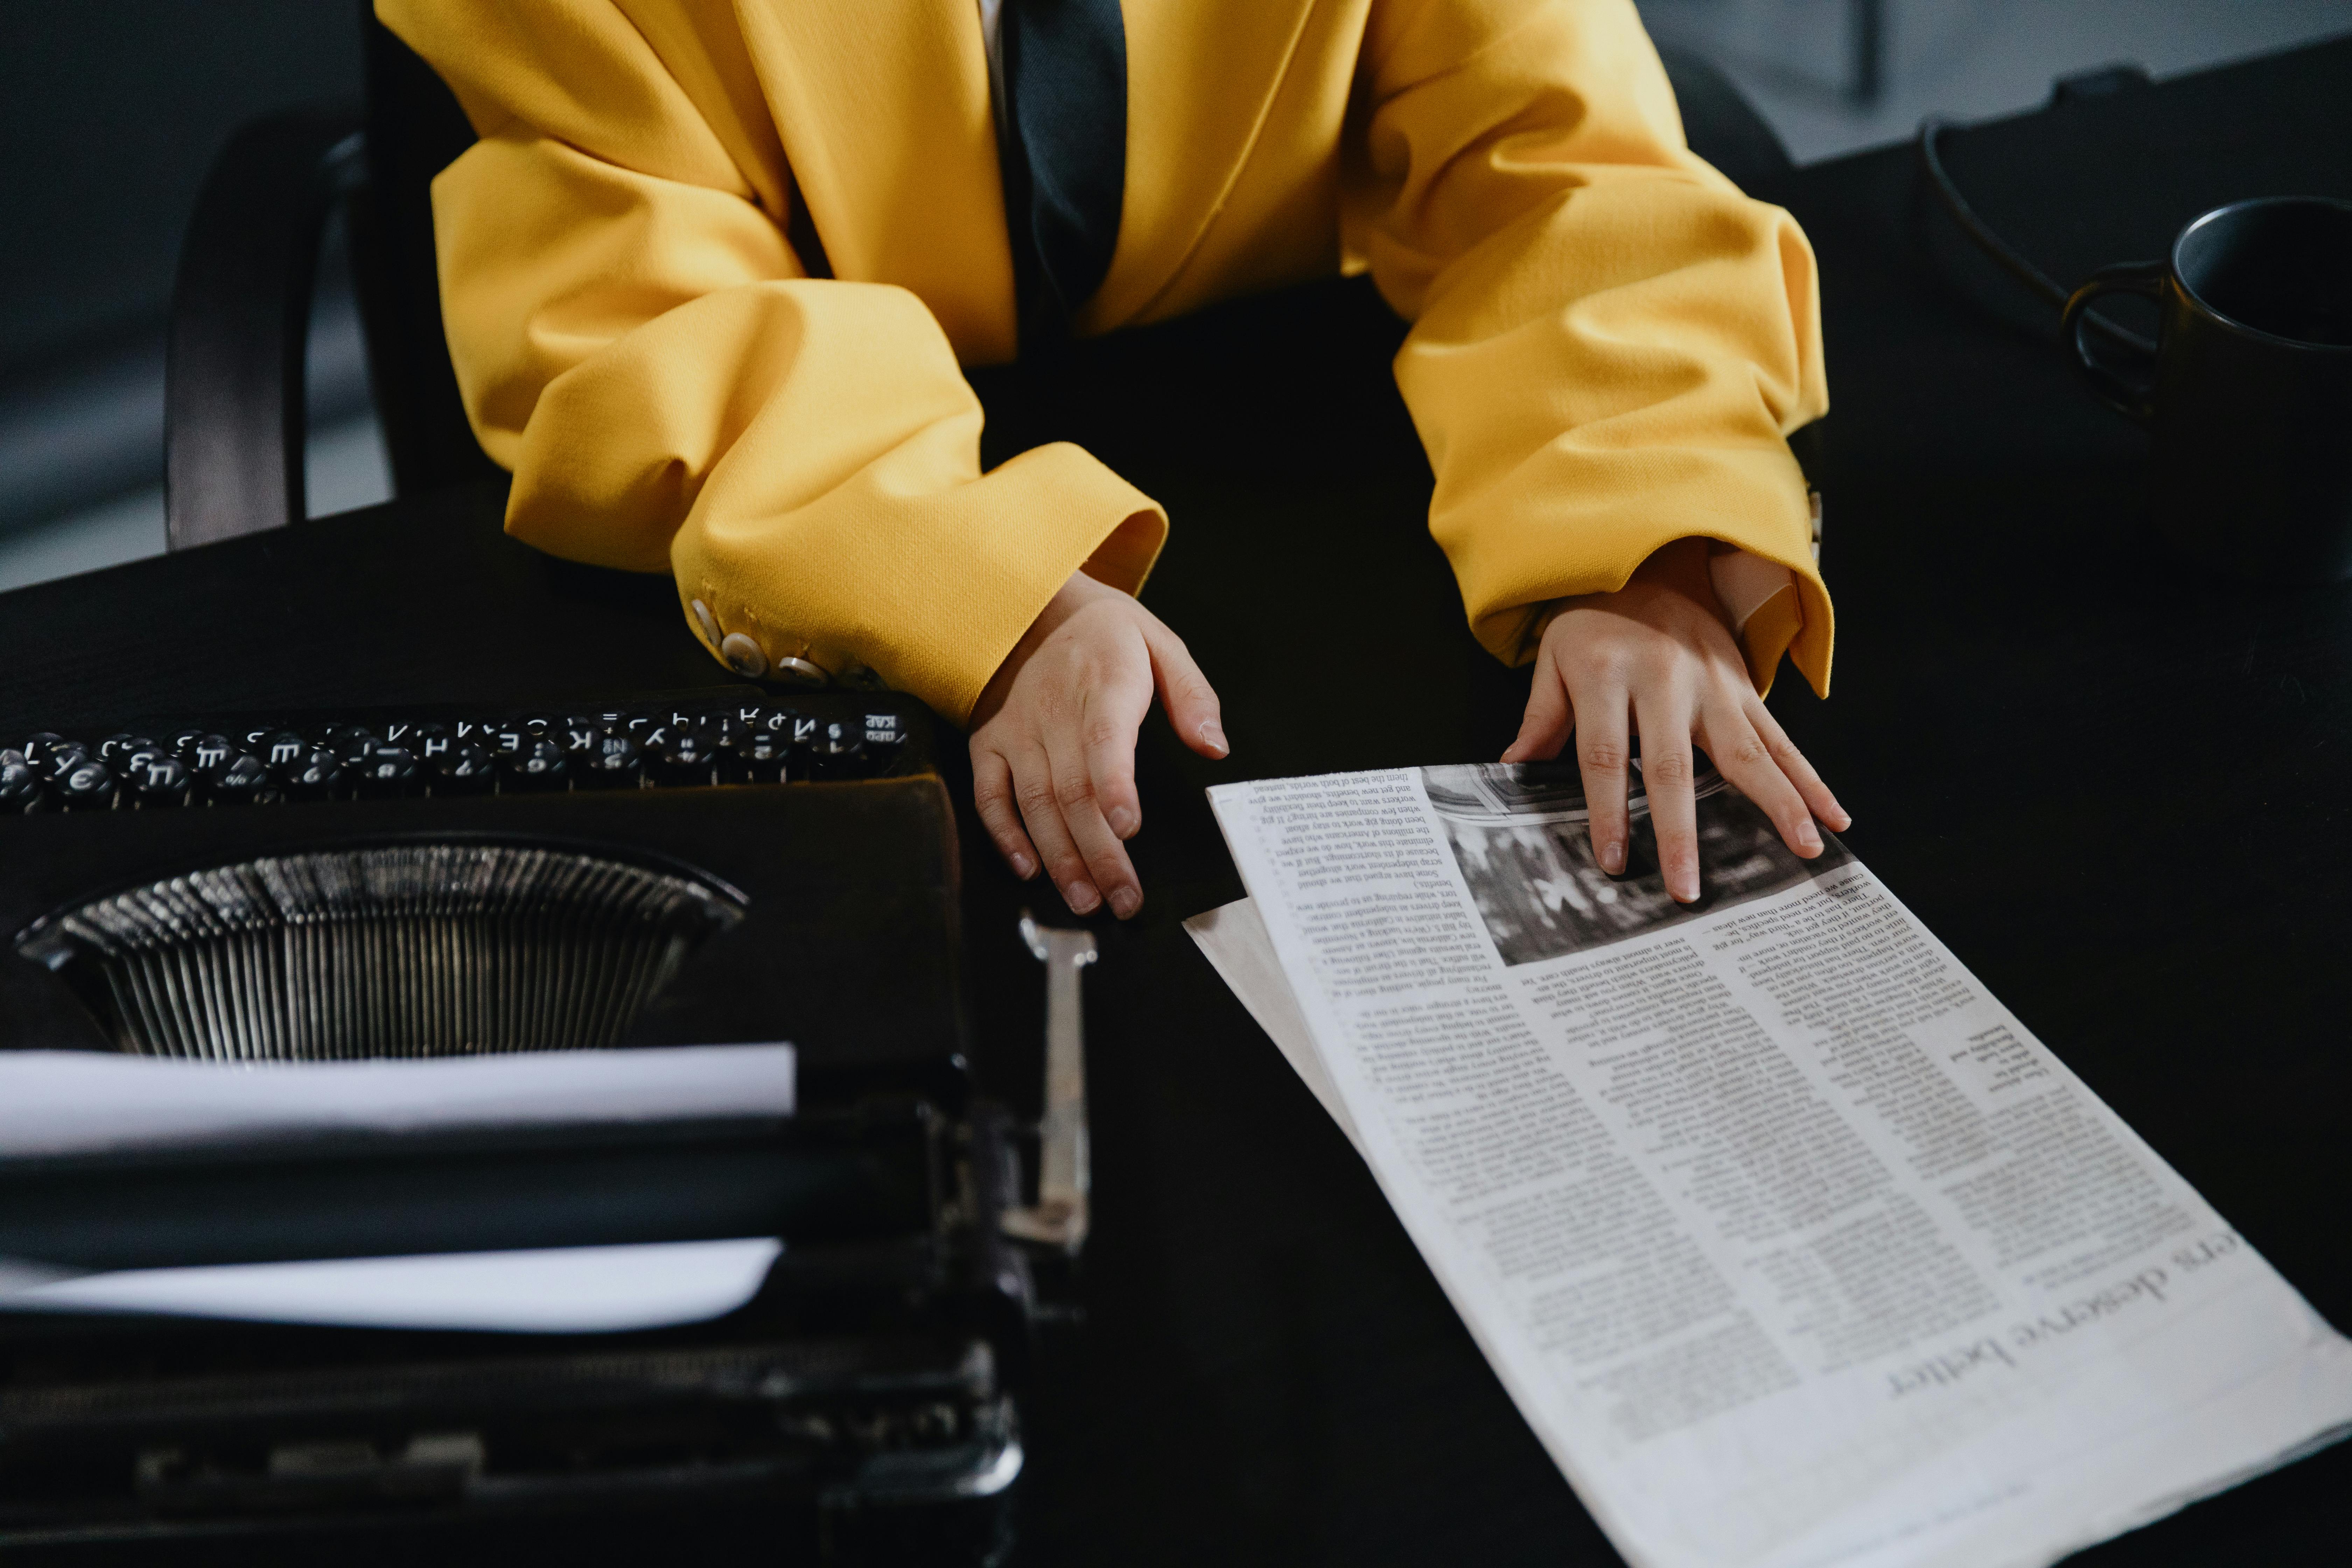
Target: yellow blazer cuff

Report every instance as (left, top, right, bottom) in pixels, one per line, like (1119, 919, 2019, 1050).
(671, 441, 1167, 727)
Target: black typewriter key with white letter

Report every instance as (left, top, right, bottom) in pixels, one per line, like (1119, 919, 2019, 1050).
(284, 749, 350, 801)
(28, 736, 89, 781)
(203, 753, 273, 806)
(577, 733, 644, 789)
(558, 716, 602, 756)
(411, 722, 454, 761)
(55, 759, 119, 811)
(326, 729, 382, 768)
(809, 719, 866, 778)
(649, 729, 717, 786)
(259, 730, 312, 776)
(353, 743, 423, 798)
(487, 721, 529, 759)
(127, 754, 194, 808)
(181, 733, 236, 775)
(716, 729, 788, 783)
(500, 736, 570, 791)
(96, 732, 150, 763)
(0, 759, 42, 813)
(429, 742, 495, 795)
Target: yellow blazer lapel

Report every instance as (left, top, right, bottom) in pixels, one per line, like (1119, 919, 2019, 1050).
(1085, 0, 1322, 332)
(733, 0, 1018, 364)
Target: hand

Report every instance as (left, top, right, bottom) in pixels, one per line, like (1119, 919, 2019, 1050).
(970, 569, 1228, 918)
(1500, 538, 1849, 904)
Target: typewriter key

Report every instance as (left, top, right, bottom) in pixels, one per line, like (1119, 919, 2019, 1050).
(650, 729, 716, 786)
(717, 729, 789, 783)
(182, 733, 236, 774)
(354, 743, 423, 798)
(284, 749, 350, 801)
(95, 732, 150, 762)
(204, 753, 273, 806)
(38, 742, 92, 782)
(258, 730, 312, 774)
(55, 760, 119, 811)
(411, 722, 454, 760)
(558, 716, 603, 755)
(429, 742, 496, 794)
(0, 760, 42, 813)
(578, 733, 645, 789)
(809, 719, 866, 778)
(500, 736, 570, 791)
(486, 721, 529, 757)
(127, 755, 194, 808)
(326, 730, 382, 767)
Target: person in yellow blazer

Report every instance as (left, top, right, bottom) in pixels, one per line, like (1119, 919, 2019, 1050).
(377, 0, 1850, 920)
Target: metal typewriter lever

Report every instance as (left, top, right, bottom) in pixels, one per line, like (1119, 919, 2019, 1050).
(1002, 912, 1096, 1254)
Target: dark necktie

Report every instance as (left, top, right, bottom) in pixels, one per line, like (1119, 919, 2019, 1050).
(997, 0, 1128, 352)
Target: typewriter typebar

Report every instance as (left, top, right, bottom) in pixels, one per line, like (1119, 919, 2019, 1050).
(0, 688, 1045, 1561)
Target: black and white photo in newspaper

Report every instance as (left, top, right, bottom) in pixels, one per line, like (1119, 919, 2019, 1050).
(1201, 763, 2352, 1568)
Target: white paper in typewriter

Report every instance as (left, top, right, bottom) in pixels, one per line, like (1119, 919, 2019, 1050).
(1196, 764, 2352, 1568)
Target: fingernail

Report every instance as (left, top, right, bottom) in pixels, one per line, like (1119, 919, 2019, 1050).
(1829, 804, 1852, 831)
(1674, 869, 1700, 903)
(1109, 886, 1141, 918)
(1009, 851, 1035, 878)
(1796, 820, 1822, 853)
(1198, 719, 1229, 757)
(1601, 840, 1625, 874)
(1107, 806, 1138, 838)
(1065, 880, 1101, 914)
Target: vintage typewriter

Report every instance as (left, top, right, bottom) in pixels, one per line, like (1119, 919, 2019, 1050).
(0, 686, 1079, 1563)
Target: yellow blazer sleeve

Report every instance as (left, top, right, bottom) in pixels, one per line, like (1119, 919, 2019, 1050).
(376, 1, 1164, 723)
(1346, 0, 1833, 694)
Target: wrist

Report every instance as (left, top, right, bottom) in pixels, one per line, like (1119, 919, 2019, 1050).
(974, 568, 1123, 726)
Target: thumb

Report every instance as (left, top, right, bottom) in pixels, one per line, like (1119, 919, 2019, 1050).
(1502, 649, 1573, 764)
(1139, 619, 1227, 758)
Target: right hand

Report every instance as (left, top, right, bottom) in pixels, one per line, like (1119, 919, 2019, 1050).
(969, 569, 1227, 919)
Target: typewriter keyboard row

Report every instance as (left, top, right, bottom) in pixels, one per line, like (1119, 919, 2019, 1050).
(0, 693, 928, 813)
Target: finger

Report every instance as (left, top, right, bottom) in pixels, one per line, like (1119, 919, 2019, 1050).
(1568, 677, 1633, 877)
(970, 744, 1040, 879)
(1633, 692, 1701, 903)
(1502, 645, 1573, 764)
(1080, 675, 1147, 843)
(1139, 618, 1227, 758)
(1744, 697, 1851, 831)
(1043, 726, 1142, 919)
(1698, 699, 1823, 860)
(1012, 746, 1100, 915)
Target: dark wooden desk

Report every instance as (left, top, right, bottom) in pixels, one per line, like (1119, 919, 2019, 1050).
(2, 36, 2348, 1568)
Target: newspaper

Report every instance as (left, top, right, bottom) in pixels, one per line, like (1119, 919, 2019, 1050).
(1191, 762, 2352, 1568)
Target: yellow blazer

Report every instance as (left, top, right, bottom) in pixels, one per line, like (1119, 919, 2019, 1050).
(378, 0, 1831, 723)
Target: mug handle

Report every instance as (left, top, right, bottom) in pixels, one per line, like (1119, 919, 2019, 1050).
(2062, 262, 2165, 424)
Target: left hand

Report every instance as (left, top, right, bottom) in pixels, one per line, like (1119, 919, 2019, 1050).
(1500, 538, 1849, 903)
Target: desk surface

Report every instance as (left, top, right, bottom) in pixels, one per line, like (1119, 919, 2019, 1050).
(3, 36, 2349, 1568)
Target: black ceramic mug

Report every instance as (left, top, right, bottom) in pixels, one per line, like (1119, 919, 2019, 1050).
(2064, 196, 2352, 583)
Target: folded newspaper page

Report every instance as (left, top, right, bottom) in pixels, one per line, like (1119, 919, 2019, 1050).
(1192, 762, 2352, 1568)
